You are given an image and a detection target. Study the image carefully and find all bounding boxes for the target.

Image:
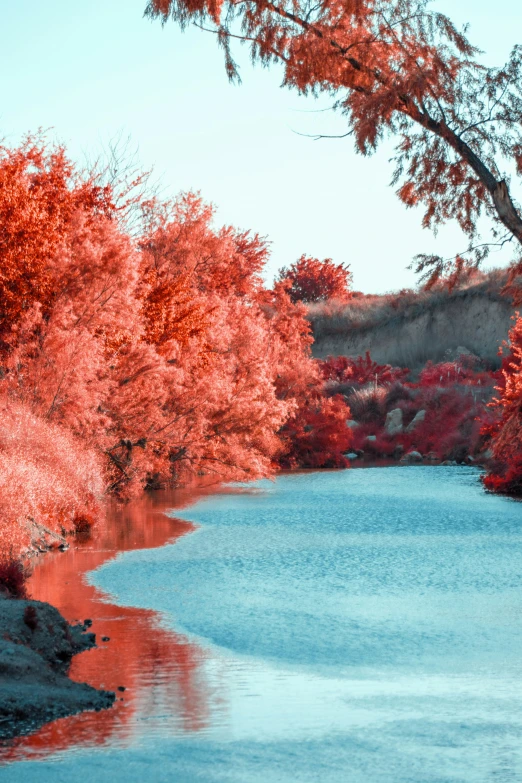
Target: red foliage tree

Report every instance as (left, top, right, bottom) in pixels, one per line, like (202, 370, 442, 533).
(483, 316, 522, 495)
(277, 255, 352, 303)
(146, 0, 522, 287)
(0, 133, 357, 562)
(0, 135, 112, 340)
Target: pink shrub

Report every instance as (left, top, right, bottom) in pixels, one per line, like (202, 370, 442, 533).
(320, 352, 409, 387)
(419, 359, 500, 388)
(0, 402, 105, 559)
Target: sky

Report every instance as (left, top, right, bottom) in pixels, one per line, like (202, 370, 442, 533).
(1, 0, 521, 292)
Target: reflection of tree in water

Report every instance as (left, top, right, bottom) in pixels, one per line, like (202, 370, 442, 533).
(3, 487, 221, 762)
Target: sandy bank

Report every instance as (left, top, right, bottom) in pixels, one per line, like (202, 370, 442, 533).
(0, 595, 115, 739)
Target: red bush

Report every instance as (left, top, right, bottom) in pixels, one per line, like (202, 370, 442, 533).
(320, 352, 409, 387)
(0, 557, 28, 599)
(482, 315, 522, 494)
(419, 359, 499, 388)
(277, 255, 352, 304)
(278, 394, 352, 469)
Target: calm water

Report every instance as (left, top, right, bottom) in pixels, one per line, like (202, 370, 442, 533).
(3, 467, 522, 782)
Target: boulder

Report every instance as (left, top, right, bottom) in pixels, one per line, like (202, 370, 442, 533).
(345, 452, 359, 461)
(346, 420, 359, 429)
(366, 435, 377, 442)
(400, 450, 423, 463)
(406, 409, 426, 433)
(385, 408, 403, 436)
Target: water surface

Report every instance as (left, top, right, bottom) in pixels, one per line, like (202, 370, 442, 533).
(3, 467, 522, 782)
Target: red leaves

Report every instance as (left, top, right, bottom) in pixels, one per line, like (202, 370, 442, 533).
(277, 255, 352, 304)
(320, 352, 409, 386)
(0, 132, 356, 556)
(0, 558, 28, 599)
(482, 315, 522, 494)
(0, 135, 112, 337)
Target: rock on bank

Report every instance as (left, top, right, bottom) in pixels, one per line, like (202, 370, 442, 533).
(0, 595, 114, 739)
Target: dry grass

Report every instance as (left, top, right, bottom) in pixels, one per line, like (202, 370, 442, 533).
(309, 269, 513, 368)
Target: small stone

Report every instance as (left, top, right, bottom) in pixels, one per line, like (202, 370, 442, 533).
(406, 410, 426, 433)
(385, 408, 403, 436)
(465, 455, 475, 464)
(345, 452, 358, 461)
(366, 435, 377, 442)
(101, 636, 110, 642)
(346, 420, 359, 429)
(400, 450, 423, 463)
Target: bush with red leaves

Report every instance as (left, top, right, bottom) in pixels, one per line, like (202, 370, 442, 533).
(278, 394, 352, 469)
(320, 352, 409, 388)
(277, 255, 352, 304)
(0, 557, 28, 599)
(482, 315, 522, 495)
(419, 359, 500, 388)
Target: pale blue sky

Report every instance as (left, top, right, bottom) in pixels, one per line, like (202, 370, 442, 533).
(1, 0, 520, 292)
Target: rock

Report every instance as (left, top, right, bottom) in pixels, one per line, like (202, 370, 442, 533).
(465, 455, 475, 464)
(385, 408, 403, 436)
(406, 409, 426, 433)
(346, 420, 359, 429)
(366, 435, 377, 442)
(425, 451, 439, 461)
(400, 450, 423, 463)
(345, 452, 359, 461)
(455, 345, 473, 357)
(440, 459, 458, 466)
(0, 598, 115, 739)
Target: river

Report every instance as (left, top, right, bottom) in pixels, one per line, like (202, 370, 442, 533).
(2, 466, 522, 782)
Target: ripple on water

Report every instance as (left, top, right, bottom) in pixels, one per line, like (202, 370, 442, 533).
(3, 466, 522, 783)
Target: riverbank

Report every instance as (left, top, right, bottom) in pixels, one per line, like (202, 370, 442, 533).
(0, 487, 205, 756)
(0, 595, 114, 739)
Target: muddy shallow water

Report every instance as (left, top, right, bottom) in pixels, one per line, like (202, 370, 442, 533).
(2, 467, 522, 782)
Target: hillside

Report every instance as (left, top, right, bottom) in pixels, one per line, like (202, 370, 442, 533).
(309, 271, 514, 369)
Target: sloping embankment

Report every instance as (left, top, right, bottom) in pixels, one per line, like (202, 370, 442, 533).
(0, 596, 114, 739)
(310, 283, 514, 368)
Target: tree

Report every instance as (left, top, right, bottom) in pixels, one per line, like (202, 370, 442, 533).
(146, 0, 522, 290)
(0, 135, 112, 340)
(482, 315, 522, 495)
(277, 255, 352, 303)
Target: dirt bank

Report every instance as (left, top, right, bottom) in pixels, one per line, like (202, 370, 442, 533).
(0, 595, 115, 740)
(310, 280, 514, 368)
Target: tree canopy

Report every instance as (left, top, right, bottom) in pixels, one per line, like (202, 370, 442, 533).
(146, 0, 522, 289)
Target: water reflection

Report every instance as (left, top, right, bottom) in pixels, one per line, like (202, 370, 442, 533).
(1, 486, 219, 763)
(4, 468, 522, 783)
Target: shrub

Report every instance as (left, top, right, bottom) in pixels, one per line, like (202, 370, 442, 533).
(0, 557, 28, 599)
(321, 352, 409, 387)
(277, 255, 352, 304)
(346, 385, 388, 425)
(0, 402, 105, 559)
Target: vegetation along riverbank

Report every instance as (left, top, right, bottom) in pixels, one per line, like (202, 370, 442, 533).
(2, 0, 522, 742)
